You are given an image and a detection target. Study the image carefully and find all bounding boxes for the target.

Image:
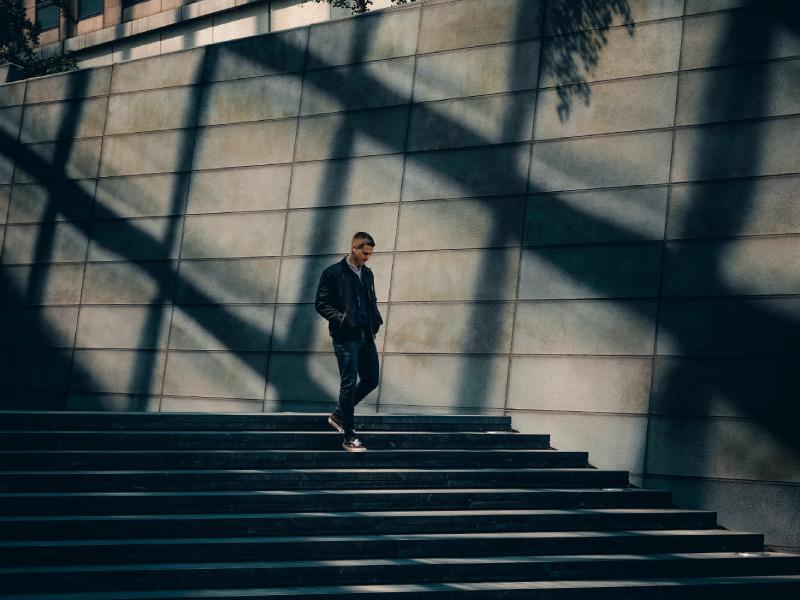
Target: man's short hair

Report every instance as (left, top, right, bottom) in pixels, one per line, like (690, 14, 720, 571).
(352, 232, 375, 248)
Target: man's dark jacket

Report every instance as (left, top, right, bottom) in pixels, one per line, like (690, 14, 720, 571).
(315, 258, 383, 339)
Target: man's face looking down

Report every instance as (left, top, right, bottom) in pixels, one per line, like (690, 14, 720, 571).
(350, 244, 374, 267)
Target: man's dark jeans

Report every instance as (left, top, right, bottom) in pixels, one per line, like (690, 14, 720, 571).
(332, 328, 379, 435)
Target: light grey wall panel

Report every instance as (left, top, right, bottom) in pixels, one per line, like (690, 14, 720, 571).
(379, 354, 509, 410)
(540, 20, 682, 87)
(507, 356, 652, 414)
(163, 350, 267, 399)
(83, 261, 177, 304)
(181, 211, 285, 259)
(175, 258, 280, 304)
(100, 130, 189, 177)
(106, 87, 195, 135)
(71, 349, 165, 394)
(657, 297, 800, 357)
(651, 356, 794, 418)
(306, 8, 419, 69)
(526, 187, 668, 246)
(205, 29, 308, 82)
(684, 0, 750, 15)
(645, 415, 800, 482)
(10, 180, 96, 223)
(681, 9, 800, 71)
(545, 0, 683, 34)
(0, 185, 8, 222)
(662, 237, 800, 297)
(14, 138, 103, 183)
(20, 97, 108, 143)
(0, 348, 72, 391)
(385, 302, 514, 354)
(419, 0, 542, 54)
(643, 475, 800, 552)
(283, 203, 398, 256)
(65, 392, 159, 411)
(193, 119, 296, 170)
(160, 396, 265, 412)
(535, 75, 677, 140)
(289, 154, 403, 208)
(94, 173, 188, 219)
(0, 82, 26, 107)
(519, 243, 663, 299)
(413, 40, 540, 103)
(0, 306, 79, 348)
(0, 264, 84, 305)
(0, 150, 13, 185)
(402, 144, 530, 201)
(277, 253, 393, 304)
(199, 74, 303, 126)
(407, 92, 536, 152)
(188, 165, 290, 214)
(76, 305, 171, 349)
(25, 67, 112, 103)
(301, 57, 415, 116)
(668, 177, 800, 239)
(396, 196, 526, 250)
(390, 248, 519, 302)
(513, 299, 658, 355)
(511, 410, 647, 474)
(2, 222, 89, 264)
(110, 49, 206, 93)
(531, 131, 672, 192)
(677, 59, 800, 126)
(168, 305, 274, 351)
(89, 217, 182, 261)
(671, 116, 800, 182)
(0, 106, 22, 138)
(295, 106, 409, 162)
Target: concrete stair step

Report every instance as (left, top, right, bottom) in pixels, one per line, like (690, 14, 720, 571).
(0, 530, 764, 567)
(7, 576, 799, 599)
(0, 431, 548, 451)
(3, 553, 800, 593)
(0, 449, 589, 470)
(0, 508, 717, 541)
(0, 487, 671, 516)
(0, 468, 627, 492)
(0, 411, 512, 432)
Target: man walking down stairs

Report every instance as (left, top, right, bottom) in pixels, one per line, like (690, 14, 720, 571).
(1, 410, 799, 598)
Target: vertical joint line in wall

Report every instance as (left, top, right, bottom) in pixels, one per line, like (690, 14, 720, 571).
(0, 80, 28, 267)
(64, 69, 111, 402)
(156, 59, 207, 411)
(643, 0, 687, 483)
(262, 26, 313, 411)
(501, 0, 548, 417)
(375, 4, 424, 414)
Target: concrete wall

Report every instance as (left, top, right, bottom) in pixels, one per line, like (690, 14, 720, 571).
(1, 0, 799, 550)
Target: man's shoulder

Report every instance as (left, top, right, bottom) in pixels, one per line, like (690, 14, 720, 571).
(322, 258, 346, 277)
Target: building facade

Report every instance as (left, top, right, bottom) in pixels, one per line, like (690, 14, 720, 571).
(26, 0, 395, 69)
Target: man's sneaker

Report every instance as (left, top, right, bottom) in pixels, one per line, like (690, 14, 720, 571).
(343, 437, 367, 452)
(328, 413, 345, 433)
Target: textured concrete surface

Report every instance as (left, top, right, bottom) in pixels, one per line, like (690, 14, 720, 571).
(1, 0, 798, 551)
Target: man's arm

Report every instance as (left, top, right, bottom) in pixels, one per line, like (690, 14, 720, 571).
(315, 269, 345, 324)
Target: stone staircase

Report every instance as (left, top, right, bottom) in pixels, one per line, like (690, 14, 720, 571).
(0, 411, 799, 598)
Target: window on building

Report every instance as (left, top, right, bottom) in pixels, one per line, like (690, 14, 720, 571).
(78, 0, 104, 20)
(121, 0, 149, 7)
(36, 0, 60, 32)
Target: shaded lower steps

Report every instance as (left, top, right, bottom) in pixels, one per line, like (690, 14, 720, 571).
(0, 449, 588, 470)
(0, 467, 629, 492)
(3, 576, 800, 599)
(0, 488, 670, 516)
(0, 508, 717, 541)
(0, 530, 764, 567)
(4, 553, 800, 594)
